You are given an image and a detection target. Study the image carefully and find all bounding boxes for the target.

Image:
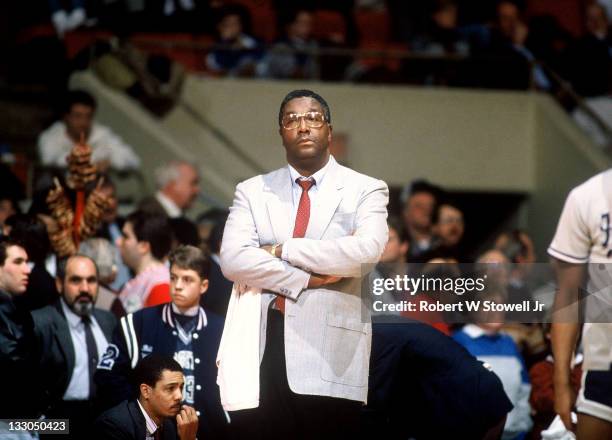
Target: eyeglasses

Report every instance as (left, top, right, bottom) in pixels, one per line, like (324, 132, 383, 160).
(281, 111, 326, 130)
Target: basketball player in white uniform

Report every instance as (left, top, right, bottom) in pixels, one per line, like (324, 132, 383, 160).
(548, 169, 612, 439)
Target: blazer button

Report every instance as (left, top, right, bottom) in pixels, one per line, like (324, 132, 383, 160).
(193, 333, 199, 339)
(195, 358, 200, 364)
(196, 411, 201, 417)
(196, 384, 202, 391)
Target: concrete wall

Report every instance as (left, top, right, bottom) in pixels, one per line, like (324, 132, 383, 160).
(72, 72, 610, 259)
(529, 94, 610, 259)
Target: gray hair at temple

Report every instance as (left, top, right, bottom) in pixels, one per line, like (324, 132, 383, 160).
(154, 160, 197, 190)
(78, 238, 118, 284)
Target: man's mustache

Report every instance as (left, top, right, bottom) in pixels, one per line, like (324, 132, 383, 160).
(76, 292, 94, 302)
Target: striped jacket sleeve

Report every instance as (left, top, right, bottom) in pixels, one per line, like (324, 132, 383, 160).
(94, 313, 140, 411)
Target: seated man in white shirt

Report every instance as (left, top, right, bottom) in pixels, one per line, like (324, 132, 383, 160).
(38, 90, 141, 172)
(31, 254, 117, 439)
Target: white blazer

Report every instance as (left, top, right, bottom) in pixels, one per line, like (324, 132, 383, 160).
(220, 156, 388, 403)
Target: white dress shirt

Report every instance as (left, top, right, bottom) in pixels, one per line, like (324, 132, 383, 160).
(60, 299, 110, 400)
(137, 399, 159, 440)
(38, 121, 141, 171)
(155, 191, 182, 218)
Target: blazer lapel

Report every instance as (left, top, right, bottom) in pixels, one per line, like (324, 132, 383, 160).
(264, 167, 293, 243)
(307, 158, 343, 240)
(54, 302, 76, 375)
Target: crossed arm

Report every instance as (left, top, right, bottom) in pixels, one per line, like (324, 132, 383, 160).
(220, 179, 389, 300)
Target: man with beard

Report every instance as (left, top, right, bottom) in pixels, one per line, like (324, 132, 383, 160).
(31, 254, 117, 438)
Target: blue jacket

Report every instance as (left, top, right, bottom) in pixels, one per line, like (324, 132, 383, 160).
(95, 303, 228, 439)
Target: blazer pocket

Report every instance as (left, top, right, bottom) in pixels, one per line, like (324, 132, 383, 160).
(326, 212, 355, 236)
(320, 314, 368, 387)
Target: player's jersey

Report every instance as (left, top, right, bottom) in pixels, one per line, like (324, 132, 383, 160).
(548, 169, 612, 370)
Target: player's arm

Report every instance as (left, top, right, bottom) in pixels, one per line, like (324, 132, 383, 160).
(551, 258, 584, 431)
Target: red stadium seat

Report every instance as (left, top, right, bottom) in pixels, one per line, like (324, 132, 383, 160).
(228, 0, 277, 42)
(313, 10, 347, 42)
(354, 10, 391, 44)
(526, 0, 584, 36)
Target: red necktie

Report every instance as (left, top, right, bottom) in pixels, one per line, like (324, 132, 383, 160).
(276, 178, 315, 313)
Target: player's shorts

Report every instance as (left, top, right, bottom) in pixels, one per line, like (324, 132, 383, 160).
(576, 364, 612, 423)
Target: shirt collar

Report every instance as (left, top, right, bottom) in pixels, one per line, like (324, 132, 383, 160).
(137, 399, 159, 436)
(60, 298, 89, 329)
(162, 303, 207, 330)
(171, 302, 199, 317)
(155, 191, 182, 218)
(287, 154, 335, 188)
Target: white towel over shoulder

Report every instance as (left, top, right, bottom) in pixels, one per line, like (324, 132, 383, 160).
(216, 283, 261, 411)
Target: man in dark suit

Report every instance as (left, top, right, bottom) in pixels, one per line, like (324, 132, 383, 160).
(31, 254, 117, 438)
(95, 354, 198, 440)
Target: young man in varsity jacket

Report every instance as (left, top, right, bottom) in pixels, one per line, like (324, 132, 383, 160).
(95, 245, 228, 439)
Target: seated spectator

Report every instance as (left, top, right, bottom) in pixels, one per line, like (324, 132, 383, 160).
(7, 214, 57, 312)
(206, 5, 263, 77)
(79, 238, 126, 317)
(30, 254, 117, 438)
(94, 354, 198, 440)
(93, 176, 131, 291)
(429, 201, 466, 260)
(480, 0, 550, 90)
(0, 238, 39, 425)
(401, 179, 440, 260)
(412, 0, 469, 56)
(370, 216, 410, 316)
(453, 287, 533, 440)
(259, 8, 320, 79)
(139, 161, 200, 218)
(117, 211, 172, 313)
(494, 229, 538, 298)
(564, 2, 612, 97)
(38, 90, 141, 172)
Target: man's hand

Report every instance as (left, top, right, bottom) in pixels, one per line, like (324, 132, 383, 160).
(308, 273, 342, 288)
(553, 379, 576, 431)
(261, 245, 274, 255)
(176, 405, 198, 440)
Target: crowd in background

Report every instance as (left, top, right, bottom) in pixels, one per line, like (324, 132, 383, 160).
(5, 0, 611, 93)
